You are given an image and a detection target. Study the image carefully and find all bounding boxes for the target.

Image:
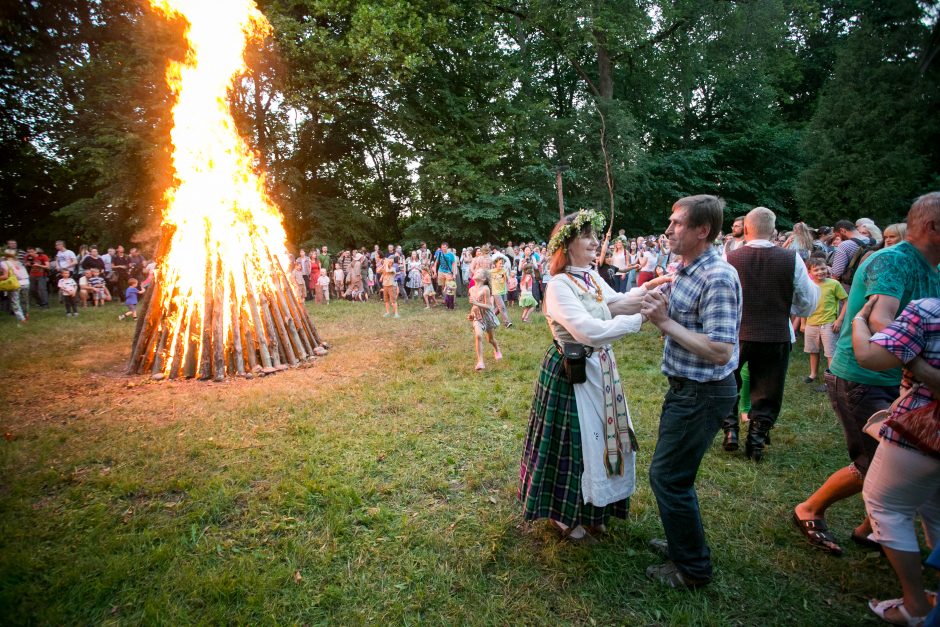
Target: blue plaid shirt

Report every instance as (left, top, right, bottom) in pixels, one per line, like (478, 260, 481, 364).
(662, 246, 742, 382)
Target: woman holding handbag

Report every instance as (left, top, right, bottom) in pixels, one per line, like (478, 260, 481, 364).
(518, 210, 667, 543)
(852, 295, 940, 626)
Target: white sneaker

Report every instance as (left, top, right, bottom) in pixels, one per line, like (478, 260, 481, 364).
(393, 313, 400, 318)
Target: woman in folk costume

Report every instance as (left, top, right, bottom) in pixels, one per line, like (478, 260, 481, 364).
(519, 210, 664, 543)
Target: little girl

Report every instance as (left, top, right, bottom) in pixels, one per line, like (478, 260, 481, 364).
(518, 264, 538, 322)
(421, 264, 437, 309)
(467, 269, 501, 371)
(331, 262, 344, 300)
(489, 257, 512, 328)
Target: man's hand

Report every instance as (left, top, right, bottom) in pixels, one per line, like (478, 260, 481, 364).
(832, 319, 842, 334)
(641, 290, 669, 327)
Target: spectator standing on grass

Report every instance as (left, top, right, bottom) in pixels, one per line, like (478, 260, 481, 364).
(636, 243, 658, 287)
(829, 219, 873, 290)
(802, 258, 848, 388)
(852, 295, 940, 627)
(0, 249, 26, 324)
(436, 242, 457, 295)
(794, 191, 940, 557)
(640, 195, 742, 589)
(58, 269, 78, 317)
(723, 216, 746, 257)
(722, 207, 819, 461)
(54, 240, 77, 277)
(10, 251, 29, 319)
(489, 257, 512, 327)
(380, 256, 399, 318)
(317, 272, 330, 304)
(298, 249, 312, 301)
(317, 246, 330, 278)
(24, 247, 49, 308)
(111, 246, 129, 302)
(443, 274, 457, 310)
(856, 218, 883, 246)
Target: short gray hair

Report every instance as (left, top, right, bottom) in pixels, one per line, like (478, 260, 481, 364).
(907, 192, 940, 233)
(745, 206, 776, 239)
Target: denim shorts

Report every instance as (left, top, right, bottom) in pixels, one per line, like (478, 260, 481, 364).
(824, 371, 899, 475)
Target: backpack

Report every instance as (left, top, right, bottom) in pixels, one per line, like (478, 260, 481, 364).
(841, 237, 878, 287)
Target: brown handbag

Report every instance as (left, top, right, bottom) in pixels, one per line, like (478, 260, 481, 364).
(886, 399, 940, 459)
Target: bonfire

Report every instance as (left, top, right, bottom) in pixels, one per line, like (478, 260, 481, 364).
(128, 0, 326, 381)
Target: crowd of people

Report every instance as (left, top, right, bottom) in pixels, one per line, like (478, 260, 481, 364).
(517, 195, 940, 627)
(0, 240, 155, 323)
(4, 197, 940, 625)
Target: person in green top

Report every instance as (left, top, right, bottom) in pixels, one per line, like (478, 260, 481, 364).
(801, 257, 848, 386)
(794, 191, 940, 556)
(317, 246, 330, 277)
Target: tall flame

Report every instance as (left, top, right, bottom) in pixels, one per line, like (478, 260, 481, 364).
(136, 0, 318, 379)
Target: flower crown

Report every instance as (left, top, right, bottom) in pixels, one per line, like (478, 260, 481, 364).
(547, 209, 607, 253)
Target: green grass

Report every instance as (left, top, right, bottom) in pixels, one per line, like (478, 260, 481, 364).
(0, 297, 912, 624)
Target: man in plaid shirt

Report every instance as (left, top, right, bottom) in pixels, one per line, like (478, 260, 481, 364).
(641, 194, 742, 589)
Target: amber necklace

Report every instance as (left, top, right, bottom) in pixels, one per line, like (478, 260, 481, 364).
(566, 272, 604, 302)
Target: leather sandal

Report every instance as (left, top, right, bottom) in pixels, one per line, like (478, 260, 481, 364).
(792, 511, 843, 556)
(551, 520, 598, 545)
(869, 598, 927, 626)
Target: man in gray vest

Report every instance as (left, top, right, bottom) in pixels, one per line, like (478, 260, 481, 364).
(723, 207, 819, 461)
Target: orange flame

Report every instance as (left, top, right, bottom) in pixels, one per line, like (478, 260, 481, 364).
(145, 0, 307, 378)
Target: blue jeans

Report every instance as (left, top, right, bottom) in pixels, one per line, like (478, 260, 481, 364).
(649, 374, 737, 582)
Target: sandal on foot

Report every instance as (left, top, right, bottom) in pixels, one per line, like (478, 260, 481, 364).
(792, 511, 843, 556)
(551, 521, 598, 546)
(869, 598, 927, 626)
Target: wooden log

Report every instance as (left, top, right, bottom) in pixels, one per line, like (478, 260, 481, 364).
(270, 264, 312, 358)
(167, 307, 188, 380)
(262, 288, 294, 365)
(229, 278, 246, 376)
(211, 260, 225, 381)
(264, 246, 321, 349)
(198, 248, 215, 380)
(241, 308, 258, 371)
(149, 324, 170, 375)
(244, 276, 274, 369)
(270, 280, 307, 360)
(183, 306, 199, 378)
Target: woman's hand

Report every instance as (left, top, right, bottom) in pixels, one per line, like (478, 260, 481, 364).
(856, 294, 879, 322)
(643, 275, 674, 291)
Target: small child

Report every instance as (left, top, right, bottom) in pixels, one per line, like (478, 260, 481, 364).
(317, 273, 331, 304)
(518, 264, 538, 322)
(443, 276, 457, 310)
(421, 265, 437, 309)
(58, 269, 78, 316)
(489, 257, 512, 328)
(802, 258, 848, 387)
(467, 269, 501, 371)
(118, 278, 144, 320)
(380, 257, 399, 318)
(87, 268, 107, 306)
(291, 260, 306, 300)
(331, 263, 344, 300)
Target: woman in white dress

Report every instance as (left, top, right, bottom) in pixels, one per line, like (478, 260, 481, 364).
(519, 210, 667, 542)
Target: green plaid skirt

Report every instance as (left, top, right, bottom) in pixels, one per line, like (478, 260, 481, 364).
(518, 346, 630, 527)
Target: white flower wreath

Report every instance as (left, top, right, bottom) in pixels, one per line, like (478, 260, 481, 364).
(547, 209, 607, 254)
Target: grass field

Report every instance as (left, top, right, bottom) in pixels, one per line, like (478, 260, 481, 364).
(0, 296, 917, 625)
